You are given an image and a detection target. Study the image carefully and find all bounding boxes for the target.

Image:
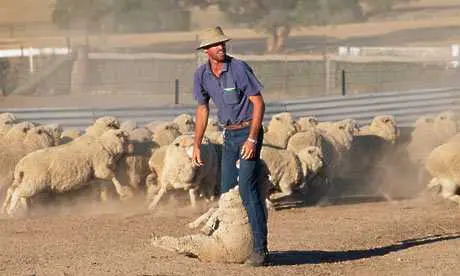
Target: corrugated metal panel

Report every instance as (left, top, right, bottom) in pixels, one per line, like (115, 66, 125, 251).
(0, 87, 458, 129)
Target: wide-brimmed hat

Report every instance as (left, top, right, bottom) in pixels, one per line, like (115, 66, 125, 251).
(196, 26, 231, 50)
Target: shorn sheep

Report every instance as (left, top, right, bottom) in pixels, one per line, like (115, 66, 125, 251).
(147, 134, 219, 210)
(2, 129, 130, 216)
(151, 185, 254, 263)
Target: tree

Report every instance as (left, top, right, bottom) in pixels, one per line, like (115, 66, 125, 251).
(52, 0, 113, 31)
(186, 0, 418, 53)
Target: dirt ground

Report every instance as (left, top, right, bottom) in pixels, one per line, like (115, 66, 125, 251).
(0, 187, 458, 276)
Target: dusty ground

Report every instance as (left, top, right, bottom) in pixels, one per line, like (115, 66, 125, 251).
(0, 188, 458, 276)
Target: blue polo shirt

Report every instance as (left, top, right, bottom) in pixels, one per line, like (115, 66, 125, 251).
(193, 56, 263, 126)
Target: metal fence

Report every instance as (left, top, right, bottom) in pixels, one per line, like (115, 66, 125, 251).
(1, 86, 458, 130)
(3, 50, 460, 104)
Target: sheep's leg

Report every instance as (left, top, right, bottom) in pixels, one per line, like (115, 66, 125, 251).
(7, 190, 28, 217)
(111, 177, 134, 200)
(189, 187, 199, 208)
(1, 186, 15, 214)
(269, 190, 293, 201)
(148, 187, 166, 211)
(151, 233, 212, 257)
(188, 207, 217, 229)
(145, 172, 159, 200)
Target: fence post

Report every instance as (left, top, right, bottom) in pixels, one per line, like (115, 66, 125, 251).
(341, 69, 346, 96)
(174, 79, 180, 104)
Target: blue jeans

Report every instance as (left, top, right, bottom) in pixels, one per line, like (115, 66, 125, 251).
(221, 126, 267, 252)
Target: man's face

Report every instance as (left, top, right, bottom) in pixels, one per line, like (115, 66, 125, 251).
(204, 42, 226, 62)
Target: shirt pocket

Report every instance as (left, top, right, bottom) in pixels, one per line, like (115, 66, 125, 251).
(222, 87, 241, 105)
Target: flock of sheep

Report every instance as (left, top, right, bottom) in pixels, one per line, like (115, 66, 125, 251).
(0, 109, 459, 219)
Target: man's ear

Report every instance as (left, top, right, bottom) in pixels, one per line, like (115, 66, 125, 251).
(204, 49, 208, 54)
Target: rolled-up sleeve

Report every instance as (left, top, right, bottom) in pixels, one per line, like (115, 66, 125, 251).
(237, 61, 264, 96)
(193, 68, 210, 104)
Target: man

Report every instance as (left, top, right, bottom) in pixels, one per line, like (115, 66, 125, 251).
(192, 26, 268, 266)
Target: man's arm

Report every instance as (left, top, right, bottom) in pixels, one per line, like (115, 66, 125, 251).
(248, 94, 265, 140)
(241, 94, 265, 160)
(193, 102, 209, 166)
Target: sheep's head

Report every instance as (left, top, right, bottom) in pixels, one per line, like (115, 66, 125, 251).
(120, 120, 137, 131)
(153, 122, 181, 146)
(173, 113, 195, 133)
(4, 121, 35, 140)
(207, 118, 222, 132)
(219, 185, 243, 209)
(370, 115, 399, 143)
(164, 134, 199, 184)
(336, 119, 360, 136)
(298, 146, 324, 176)
(268, 112, 298, 136)
(44, 123, 63, 146)
(0, 112, 17, 126)
(95, 116, 120, 129)
(296, 116, 319, 132)
(100, 129, 129, 156)
(24, 126, 55, 149)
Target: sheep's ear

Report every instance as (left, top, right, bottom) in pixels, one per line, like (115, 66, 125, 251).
(22, 128, 28, 133)
(37, 129, 43, 135)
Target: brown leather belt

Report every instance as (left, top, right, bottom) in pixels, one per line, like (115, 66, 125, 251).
(223, 120, 252, 130)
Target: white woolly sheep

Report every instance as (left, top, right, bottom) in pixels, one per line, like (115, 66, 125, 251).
(147, 134, 219, 210)
(425, 140, 460, 205)
(145, 146, 168, 199)
(173, 113, 195, 134)
(0, 126, 56, 208)
(151, 185, 253, 263)
(2, 129, 131, 216)
(263, 112, 298, 149)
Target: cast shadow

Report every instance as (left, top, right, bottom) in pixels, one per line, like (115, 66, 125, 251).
(269, 233, 460, 266)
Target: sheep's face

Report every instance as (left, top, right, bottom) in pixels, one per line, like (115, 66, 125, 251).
(0, 113, 16, 125)
(45, 124, 63, 146)
(269, 112, 298, 136)
(166, 135, 198, 183)
(95, 116, 120, 130)
(101, 129, 129, 155)
(154, 122, 181, 146)
(25, 126, 55, 148)
(219, 185, 242, 209)
(174, 114, 195, 133)
(337, 119, 359, 136)
(300, 146, 324, 174)
(372, 115, 399, 143)
(296, 116, 318, 131)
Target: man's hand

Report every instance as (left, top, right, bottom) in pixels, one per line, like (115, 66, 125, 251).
(192, 145, 204, 167)
(241, 140, 256, 160)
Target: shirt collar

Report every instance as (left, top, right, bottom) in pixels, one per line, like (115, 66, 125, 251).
(205, 55, 231, 76)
